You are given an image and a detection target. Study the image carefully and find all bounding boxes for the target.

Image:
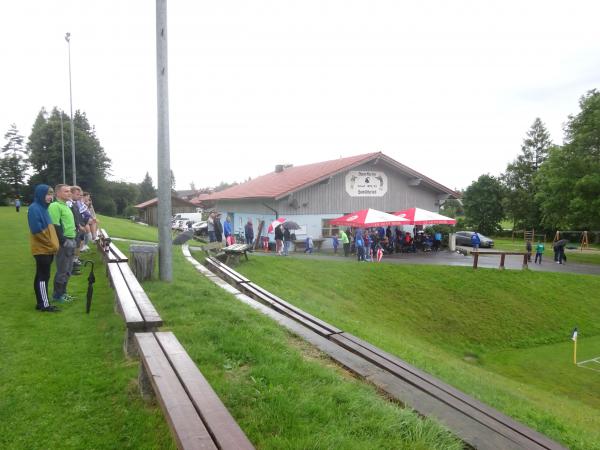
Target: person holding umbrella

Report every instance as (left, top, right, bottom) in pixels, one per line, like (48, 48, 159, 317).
(274, 224, 284, 255)
(283, 225, 293, 256)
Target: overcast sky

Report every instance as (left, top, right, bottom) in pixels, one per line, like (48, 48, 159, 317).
(2, 1, 599, 192)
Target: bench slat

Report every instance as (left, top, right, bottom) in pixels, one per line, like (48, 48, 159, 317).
(136, 333, 218, 450)
(156, 332, 254, 450)
(108, 263, 144, 329)
(109, 243, 129, 262)
(117, 263, 163, 326)
(245, 282, 341, 335)
(206, 257, 249, 282)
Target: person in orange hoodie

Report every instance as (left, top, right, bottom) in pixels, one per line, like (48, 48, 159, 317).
(27, 184, 60, 312)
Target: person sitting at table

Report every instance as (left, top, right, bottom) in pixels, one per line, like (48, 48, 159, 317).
(403, 232, 416, 253)
(422, 234, 433, 252)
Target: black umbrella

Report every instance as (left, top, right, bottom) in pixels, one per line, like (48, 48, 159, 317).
(282, 220, 301, 230)
(83, 260, 96, 314)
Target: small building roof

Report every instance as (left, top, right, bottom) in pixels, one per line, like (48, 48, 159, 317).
(134, 195, 198, 209)
(196, 152, 458, 202)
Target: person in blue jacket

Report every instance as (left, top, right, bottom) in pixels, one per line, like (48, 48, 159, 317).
(223, 216, 233, 245)
(471, 231, 481, 250)
(27, 184, 60, 312)
(355, 229, 366, 261)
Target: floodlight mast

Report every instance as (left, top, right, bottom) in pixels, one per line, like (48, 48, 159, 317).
(65, 32, 76, 185)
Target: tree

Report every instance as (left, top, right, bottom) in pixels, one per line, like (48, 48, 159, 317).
(502, 118, 553, 230)
(27, 108, 111, 194)
(462, 174, 505, 235)
(138, 172, 157, 202)
(1, 123, 29, 196)
(536, 90, 600, 230)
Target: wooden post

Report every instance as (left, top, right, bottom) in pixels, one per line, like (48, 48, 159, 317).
(473, 251, 479, 269)
(499, 253, 505, 270)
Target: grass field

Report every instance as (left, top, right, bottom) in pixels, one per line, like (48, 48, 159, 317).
(235, 255, 600, 449)
(2, 207, 461, 449)
(0, 208, 172, 449)
(491, 236, 600, 265)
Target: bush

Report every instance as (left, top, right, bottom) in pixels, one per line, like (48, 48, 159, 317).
(94, 197, 116, 217)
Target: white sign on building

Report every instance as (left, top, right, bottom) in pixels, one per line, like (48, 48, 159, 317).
(345, 170, 388, 197)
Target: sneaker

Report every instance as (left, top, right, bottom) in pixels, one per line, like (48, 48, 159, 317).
(63, 294, 76, 302)
(80, 245, 90, 252)
(40, 305, 61, 312)
(52, 295, 66, 304)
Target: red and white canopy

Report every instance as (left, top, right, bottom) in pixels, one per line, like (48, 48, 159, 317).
(329, 208, 410, 228)
(267, 217, 287, 233)
(392, 207, 456, 225)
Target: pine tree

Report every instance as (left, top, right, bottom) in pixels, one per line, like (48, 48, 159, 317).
(502, 118, 553, 230)
(138, 172, 157, 202)
(1, 123, 29, 196)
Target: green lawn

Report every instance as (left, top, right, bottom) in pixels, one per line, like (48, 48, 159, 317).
(236, 256, 600, 450)
(491, 236, 600, 265)
(0, 208, 172, 449)
(96, 214, 158, 242)
(2, 207, 461, 450)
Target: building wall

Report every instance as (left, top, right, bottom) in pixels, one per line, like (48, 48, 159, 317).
(273, 160, 442, 215)
(214, 161, 448, 247)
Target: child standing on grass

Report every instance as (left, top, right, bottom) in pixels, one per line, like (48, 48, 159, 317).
(535, 241, 545, 264)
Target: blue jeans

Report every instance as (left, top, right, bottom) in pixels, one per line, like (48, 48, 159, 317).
(283, 240, 291, 255)
(208, 231, 216, 242)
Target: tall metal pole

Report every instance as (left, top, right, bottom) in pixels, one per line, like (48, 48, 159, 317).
(65, 32, 76, 185)
(156, 0, 173, 281)
(60, 111, 66, 183)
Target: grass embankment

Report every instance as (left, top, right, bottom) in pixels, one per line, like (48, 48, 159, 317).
(3, 207, 461, 449)
(136, 246, 461, 449)
(96, 214, 158, 242)
(236, 256, 600, 450)
(0, 207, 172, 449)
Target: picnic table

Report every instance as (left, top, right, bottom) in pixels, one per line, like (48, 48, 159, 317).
(221, 243, 251, 266)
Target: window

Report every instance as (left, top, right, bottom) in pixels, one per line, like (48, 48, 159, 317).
(321, 218, 339, 238)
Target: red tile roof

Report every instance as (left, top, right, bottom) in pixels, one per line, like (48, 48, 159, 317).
(197, 152, 458, 201)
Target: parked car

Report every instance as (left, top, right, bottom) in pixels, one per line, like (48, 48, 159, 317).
(192, 220, 208, 236)
(455, 231, 494, 248)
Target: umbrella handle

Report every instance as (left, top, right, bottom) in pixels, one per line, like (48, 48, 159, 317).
(84, 260, 94, 271)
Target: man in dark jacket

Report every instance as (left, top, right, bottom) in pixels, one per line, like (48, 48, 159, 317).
(244, 219, 254, 246)
(214, 213, 223, 243)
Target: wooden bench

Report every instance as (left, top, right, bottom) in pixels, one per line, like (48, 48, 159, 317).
(204, 256, 250, 285)
(199, 241, 224, 257)
(472, 251, 529, 270)
(220, 243, 251, 266)
(135, 331, 254, 450)
(108, 261, 163, 356)
(97, 228, 128, 263)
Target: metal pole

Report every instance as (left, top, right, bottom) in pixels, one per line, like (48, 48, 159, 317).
(65, 32, 76, 185)
(156, 0, 172, 281)
(60, 111, 66, 183)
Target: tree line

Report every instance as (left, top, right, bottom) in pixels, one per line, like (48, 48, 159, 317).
(0, 107, 175, 217)
(455, 89, 600, 236)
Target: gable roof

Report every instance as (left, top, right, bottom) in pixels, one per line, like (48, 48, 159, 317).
(134, 195, 198, 209)
(198, 152, 458, 201)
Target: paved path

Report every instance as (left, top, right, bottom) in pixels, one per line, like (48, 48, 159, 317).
(247, 247, 600, 276)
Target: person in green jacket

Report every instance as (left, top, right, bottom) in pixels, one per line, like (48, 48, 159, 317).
(339, 229, 350, 257)
(534, 241, 545, 264)
(48, 184, 77, 302)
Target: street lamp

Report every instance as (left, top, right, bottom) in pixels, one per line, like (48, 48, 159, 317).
(60, 110, 66, 183)
(65, 32, 76, 185)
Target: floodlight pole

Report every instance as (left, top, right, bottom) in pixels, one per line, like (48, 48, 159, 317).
(65, 32, 76, 185)
(156, 0, 173, 281)
(60, 110, 66, 184)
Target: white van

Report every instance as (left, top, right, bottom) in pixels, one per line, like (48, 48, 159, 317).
(173, 212, 204, 222)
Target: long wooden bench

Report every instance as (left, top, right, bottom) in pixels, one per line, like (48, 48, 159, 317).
(472, 251, 529, 270)
(135, 331, 254, 450)
(205, 256, 250, 285)
(97, 228, 128, 263)
(108, 261, 163, 356)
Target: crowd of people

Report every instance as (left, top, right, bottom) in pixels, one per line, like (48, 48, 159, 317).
(333, 226, 443, 261)
(27, 183, 98, 313)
